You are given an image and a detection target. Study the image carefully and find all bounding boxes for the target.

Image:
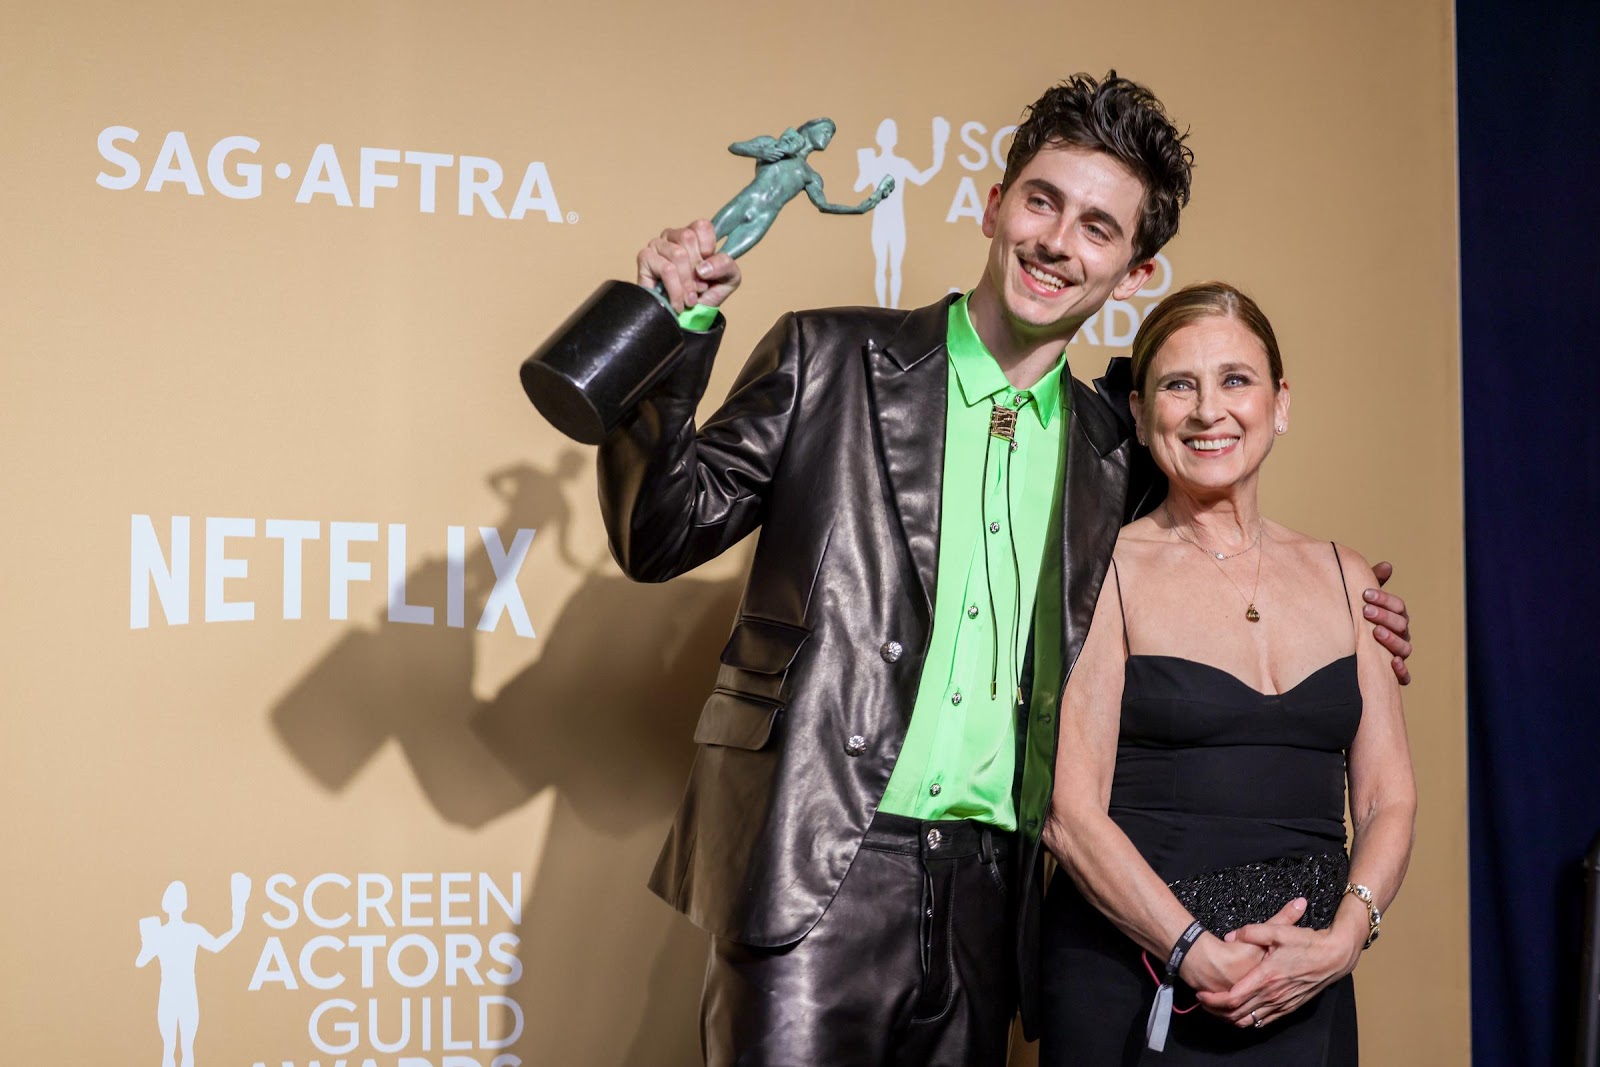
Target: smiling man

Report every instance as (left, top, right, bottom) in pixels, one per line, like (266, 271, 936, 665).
(592, 73, 1414, 1066)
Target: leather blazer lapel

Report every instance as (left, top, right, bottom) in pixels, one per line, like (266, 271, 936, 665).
(866, 297, 955, 618)
(1016, 372, 1131, 837)
(1060, 372, 1131, 660)
(1014, 369, 1134, 1037)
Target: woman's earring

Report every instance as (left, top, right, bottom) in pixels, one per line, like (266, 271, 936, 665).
(1275, 424, 1286, 435)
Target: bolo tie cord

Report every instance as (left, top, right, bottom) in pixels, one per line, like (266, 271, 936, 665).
(981, 400, 1025, 703)
(1006, 445, 1022, 705)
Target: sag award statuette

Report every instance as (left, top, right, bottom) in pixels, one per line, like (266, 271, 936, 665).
(520, 118, 895, 444)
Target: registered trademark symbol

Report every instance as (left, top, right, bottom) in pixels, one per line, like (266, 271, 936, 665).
(566, 211, 579, 224)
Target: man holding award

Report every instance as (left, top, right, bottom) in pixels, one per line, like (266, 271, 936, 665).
(560, 73, 1415, 1065)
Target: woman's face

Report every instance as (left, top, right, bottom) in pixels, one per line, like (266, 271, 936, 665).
(1132, 315, 1290, 497)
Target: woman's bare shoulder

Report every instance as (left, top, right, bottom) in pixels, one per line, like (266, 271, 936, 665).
(1262, 519, 1325, 547)
(1264, 522, 1378, 582)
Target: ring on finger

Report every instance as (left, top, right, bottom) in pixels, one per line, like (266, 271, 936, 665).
(1250, 1009, 1263, 1028)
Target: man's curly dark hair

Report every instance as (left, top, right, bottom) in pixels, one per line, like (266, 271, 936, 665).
(1003, 71, 1194, 264)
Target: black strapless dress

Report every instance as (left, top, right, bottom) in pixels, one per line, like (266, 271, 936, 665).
(1039, 652, 1364, 1066)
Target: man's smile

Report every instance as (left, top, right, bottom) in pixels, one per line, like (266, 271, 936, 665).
(1018, 255, 1074, 296)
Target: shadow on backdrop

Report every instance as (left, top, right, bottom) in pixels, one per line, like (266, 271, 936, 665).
(270, 449, 740, 1065)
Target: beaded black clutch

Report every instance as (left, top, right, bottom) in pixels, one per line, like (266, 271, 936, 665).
(1167, 850, 1349, 935)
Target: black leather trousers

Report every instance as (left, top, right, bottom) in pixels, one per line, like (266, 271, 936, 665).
(701, 812, 1016, 1067)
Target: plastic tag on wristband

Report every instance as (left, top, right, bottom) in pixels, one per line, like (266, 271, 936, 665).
(1146, 981, 1175, 1051)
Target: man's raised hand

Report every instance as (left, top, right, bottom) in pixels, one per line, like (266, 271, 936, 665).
(637, 220, 742, 315)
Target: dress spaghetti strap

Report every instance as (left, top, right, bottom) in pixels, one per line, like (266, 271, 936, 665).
(1110, 558, 1130, 653)
(1330, 542, 1357, 644)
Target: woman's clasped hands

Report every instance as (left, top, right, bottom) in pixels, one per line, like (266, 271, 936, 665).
(1182, 898, 1367, 1029)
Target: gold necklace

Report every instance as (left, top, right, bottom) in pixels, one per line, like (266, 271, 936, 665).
(1164, 503, 1266, 622)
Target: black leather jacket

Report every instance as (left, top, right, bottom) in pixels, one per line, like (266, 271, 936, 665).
(597, 295, 1161, 1035)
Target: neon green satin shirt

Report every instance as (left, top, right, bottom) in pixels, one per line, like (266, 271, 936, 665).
(681, 297, 1067, 829)
(878, 295, 1067, 829)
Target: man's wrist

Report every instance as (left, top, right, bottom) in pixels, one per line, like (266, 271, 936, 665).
(677, 303, 721, 333)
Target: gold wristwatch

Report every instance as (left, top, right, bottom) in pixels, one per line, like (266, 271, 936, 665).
(1343, 882, 1381, 949)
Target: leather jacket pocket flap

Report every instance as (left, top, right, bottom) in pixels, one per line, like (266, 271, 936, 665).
(693, 689, 781, 750)
(718, 618, 811, 675)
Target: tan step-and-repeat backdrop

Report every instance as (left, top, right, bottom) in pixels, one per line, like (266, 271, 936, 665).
(2, 1, 1465, 1063)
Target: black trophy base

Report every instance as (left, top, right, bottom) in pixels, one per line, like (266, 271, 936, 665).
(520, 279, 685, 444)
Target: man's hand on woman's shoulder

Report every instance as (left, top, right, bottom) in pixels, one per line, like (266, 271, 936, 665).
(1366, 560, 1413, 686)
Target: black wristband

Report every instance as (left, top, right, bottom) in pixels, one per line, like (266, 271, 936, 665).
(1165, 920, 1206, 979)
(1147, 920, 1207, 1052)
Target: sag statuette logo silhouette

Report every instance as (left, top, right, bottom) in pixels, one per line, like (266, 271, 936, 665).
(137, 874, 252, 1066)
(855, 117, 951, 308)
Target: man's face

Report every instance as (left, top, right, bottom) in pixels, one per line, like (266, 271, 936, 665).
(979, 144, 1154, 340)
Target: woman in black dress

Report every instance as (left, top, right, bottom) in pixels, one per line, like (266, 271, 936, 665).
(1040, 283, 1416, 1064)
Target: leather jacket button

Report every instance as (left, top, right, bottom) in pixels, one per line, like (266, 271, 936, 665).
(845, 734, 868, 756)
(880, 641, 903, 663)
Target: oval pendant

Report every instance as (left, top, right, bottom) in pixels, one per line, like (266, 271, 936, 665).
(1246, 605, 1261, 623)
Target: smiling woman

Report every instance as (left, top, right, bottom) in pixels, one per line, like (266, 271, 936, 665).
(1038, 283, 1419, 1065)
(1132, 284, 1289, 503)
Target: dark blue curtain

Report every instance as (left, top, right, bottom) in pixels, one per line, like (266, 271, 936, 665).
(1460, 1, 1600, 1063)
